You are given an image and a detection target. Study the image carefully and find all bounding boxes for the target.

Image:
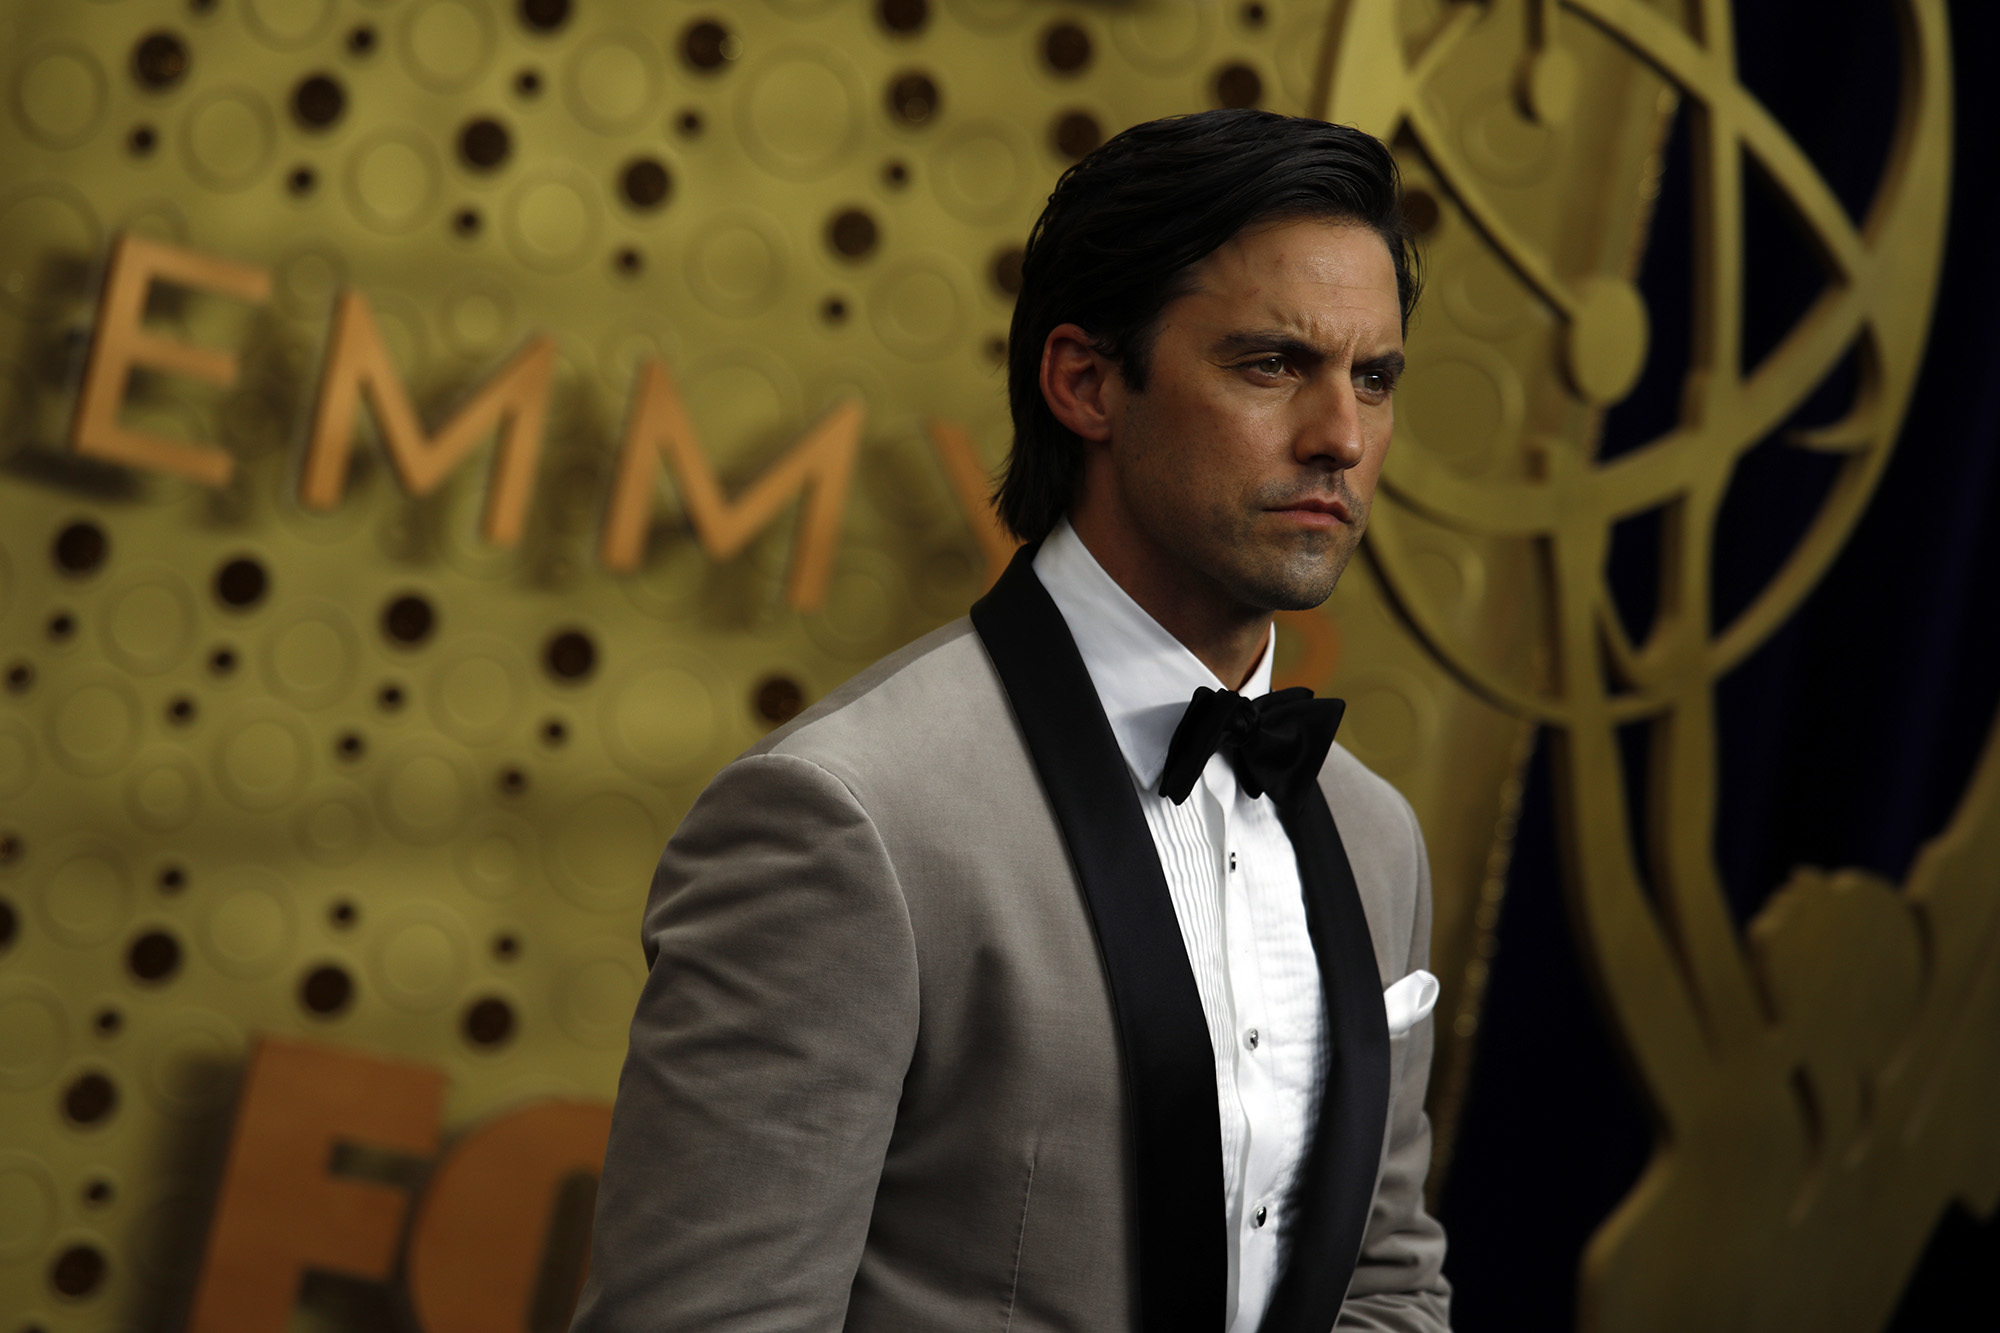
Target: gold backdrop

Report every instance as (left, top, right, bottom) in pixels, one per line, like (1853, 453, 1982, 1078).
(0, 1, 1987, 1330)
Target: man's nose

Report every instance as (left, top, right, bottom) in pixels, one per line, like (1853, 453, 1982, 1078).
(1295, 377, 1367, 471)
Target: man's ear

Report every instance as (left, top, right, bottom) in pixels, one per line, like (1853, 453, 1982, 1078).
(1040, 323, 1118, 444)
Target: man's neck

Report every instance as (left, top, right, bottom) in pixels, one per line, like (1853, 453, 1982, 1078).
(1066, 513, 1273, 690)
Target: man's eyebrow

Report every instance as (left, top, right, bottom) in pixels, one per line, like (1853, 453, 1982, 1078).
(1210, 329, 1328, 361)
(1356, 350, 1407, 381)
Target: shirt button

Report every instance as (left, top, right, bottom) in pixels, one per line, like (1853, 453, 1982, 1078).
(1228, 851, 1237, 872)
(1245, 1028, 1259, 1050)
(1253, 1204, 1269, 1228)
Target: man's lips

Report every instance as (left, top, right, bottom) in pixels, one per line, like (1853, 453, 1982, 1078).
(1267, 496, 1353, 525)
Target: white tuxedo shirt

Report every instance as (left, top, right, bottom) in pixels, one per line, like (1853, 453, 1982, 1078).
(1036, 521, 1326, 1332)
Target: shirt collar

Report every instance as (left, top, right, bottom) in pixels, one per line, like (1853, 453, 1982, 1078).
(1033, 517, 1274, 791)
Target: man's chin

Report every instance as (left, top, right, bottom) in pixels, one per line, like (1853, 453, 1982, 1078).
(1223, 549, 1352, 614)
(1260, 582, 1340, 613)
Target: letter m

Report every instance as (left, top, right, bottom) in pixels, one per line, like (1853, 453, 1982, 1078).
(300, 291, 554, 546)
(600, 358, 863, 611)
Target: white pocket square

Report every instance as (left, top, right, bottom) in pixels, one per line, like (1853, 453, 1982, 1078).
(1383, 969, 1439, 1037)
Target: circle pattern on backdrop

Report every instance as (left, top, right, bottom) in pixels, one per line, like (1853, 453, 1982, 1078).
(124, 749, 204, 834)
(686, 209, 788, 317)
(13, 44, 107, 150)
(213, 704, 314, 813)
(930, 122, 1032, 224)
(47, 673, 142, 779)
(260, 600, 361, 710)
(368, 902, 470, 1013)
(344, 128, 443, 235)
(1396, 341, 1525, 477)
(738, 48, 861, 180)
(548, 789, 660, 912)
(456, 815, 538, 900)
(0, 982, 70, 1091)
(428, 636, 529, 745)
(244, 0, 336, 50)
(868, 257, 967, 362)
(440, 274, 518, 359)
(100, 569, 198, 676)
(684, 353, 801, 459)
(35, 840, 132, 949)
(1110, 4, 1213, 74)
(805, 549, 910, 662)
(273, 242, 348, 320)
(556, 944, 645, 1048)
(1461, 82, 1562, 187)
(1333, 669, 1441, 776)
(182, 89, 277, 191)
(565, 31, 661, 135)
(295, 782, 373, 866)
(398, 0, 495, 93)
(600, 652, 723, 783)
(502, 165, 605, 274)
(376, 738, 476, 846)
(200, 870, 298, 980)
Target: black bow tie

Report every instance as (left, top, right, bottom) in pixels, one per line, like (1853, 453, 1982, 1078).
(1157, 686, 1346, 812)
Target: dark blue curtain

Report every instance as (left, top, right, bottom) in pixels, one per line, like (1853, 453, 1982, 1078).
(1435, 2, 2000, 1326)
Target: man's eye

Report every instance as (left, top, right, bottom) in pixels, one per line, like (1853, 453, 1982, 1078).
(1357, 371, 1390, 396)
(1251, 356, 1286, 375)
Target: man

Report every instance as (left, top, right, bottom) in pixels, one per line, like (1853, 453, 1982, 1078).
(574, 109, 1449, 1332)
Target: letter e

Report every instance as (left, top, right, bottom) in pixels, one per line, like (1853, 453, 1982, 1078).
(70, 233, 271, 486)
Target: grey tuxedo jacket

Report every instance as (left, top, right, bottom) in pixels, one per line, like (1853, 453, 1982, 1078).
(572, 549, 1450, 1333)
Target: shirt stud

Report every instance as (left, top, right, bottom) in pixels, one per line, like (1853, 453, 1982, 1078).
(1253, 1204, 1269, 1228)
(1228, 851, 1238, 872)
(1245, 1028, 1260, 1050)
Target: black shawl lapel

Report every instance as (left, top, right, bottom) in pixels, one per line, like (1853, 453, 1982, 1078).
(971, 544, 1226, 1333)
(1257, 788, 1392, 1333)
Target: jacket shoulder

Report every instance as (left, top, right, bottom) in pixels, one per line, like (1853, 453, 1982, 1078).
(742, 618, 1016, 796)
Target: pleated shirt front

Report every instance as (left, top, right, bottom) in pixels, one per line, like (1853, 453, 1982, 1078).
(1035, 520, 1329, 1333)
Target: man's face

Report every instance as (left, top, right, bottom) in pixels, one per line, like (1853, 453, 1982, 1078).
(1095, 217, 1404, 614)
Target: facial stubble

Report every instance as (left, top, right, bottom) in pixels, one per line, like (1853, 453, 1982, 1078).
(1116, 404, 1369, 617)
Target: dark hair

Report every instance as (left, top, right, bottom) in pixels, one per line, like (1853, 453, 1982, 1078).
(996, 109, 1422, 542)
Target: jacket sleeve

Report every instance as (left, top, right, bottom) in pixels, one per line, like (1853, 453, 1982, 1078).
(570, 751, 920, 1333)
(1337, 793, 1453, 1331)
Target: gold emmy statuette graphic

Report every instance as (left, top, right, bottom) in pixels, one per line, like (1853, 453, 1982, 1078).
(1324, 0, 1994, 1328)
